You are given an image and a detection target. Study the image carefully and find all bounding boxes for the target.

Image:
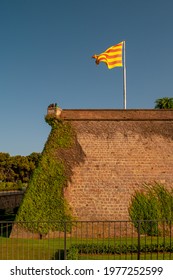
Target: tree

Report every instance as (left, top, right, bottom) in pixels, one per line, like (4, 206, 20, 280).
(0, 153, 10, 181)
(129, 183, 173, 235)
(0, 152, 41, 183)
(154, 97, 173, 109)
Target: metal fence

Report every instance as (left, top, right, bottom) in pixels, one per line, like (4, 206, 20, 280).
(0, 220, 173, 260)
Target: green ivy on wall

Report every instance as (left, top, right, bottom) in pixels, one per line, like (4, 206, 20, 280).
(16, 117, 75, 237)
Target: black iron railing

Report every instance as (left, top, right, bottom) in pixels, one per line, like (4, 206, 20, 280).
(0, 220, 172, 260)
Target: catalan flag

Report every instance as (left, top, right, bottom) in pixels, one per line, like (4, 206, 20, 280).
(92, 41, 123, 69)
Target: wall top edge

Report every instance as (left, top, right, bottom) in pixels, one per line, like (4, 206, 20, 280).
(57, 109, 173, 121)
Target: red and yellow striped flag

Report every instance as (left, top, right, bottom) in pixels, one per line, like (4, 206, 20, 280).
(92, 41, 123, 69)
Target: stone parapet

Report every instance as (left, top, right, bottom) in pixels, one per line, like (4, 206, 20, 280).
(60, 109, 173, 121)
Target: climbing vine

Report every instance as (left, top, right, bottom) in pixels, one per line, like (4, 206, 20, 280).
(16, 117, 75, 236)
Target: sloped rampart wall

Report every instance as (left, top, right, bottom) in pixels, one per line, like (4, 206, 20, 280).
(60, 110, 173, 221)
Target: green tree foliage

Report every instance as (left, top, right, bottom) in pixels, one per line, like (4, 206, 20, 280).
(16, 118, 74, 236)
(150, 184, 173, 221)
(129, 183, 173, 235)
(0, 153, 10, 182)
(154, 97, 173, 109)
(0, 152, 41, 185)
(129, 190, 159, 235)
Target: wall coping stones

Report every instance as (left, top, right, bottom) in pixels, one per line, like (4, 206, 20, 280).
(59, 109, 173, 121)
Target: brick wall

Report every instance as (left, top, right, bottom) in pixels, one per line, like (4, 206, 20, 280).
(60, 110, 173, 221)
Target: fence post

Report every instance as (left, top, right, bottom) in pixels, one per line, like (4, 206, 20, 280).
(137, 220, 141, 260)
(64, 222, 67, 260)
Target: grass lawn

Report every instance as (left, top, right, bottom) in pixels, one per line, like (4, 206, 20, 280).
(0, 236, 64, 260)
(0, 235, 173, 260)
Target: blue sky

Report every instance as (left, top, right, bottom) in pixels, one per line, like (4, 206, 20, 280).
(0, 0, 173, 155)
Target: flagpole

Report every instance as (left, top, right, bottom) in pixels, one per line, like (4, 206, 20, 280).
(123, 41, 127, 109)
